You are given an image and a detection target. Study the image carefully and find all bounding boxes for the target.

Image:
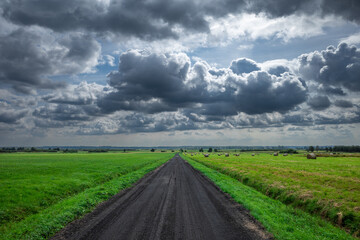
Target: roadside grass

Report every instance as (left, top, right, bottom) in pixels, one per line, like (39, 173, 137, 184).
(183, 152, 360, 235)
(181, 153, 355, 240)
(0, 152, 173, 238)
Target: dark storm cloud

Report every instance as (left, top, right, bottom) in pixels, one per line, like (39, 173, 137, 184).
(98, 50, 202, 114)
(97, 50, 307, 116)
(299, 43, 360, 92)
(307, 95, 331, 110)
(33, 104, 92, 122)
(0, 28, 101, 93)
(1, 0, 204, 40)
(229, 72, 307, 114)
(0, 110, 27, 124)
(319, 86, 346, 96)
(1, 0, 360, 41)
(334, 99, 354, 108)
(198, 72, 307, 116)
(321, 0, 360, 23)
(248, 0, 317, 18)
(247, 0, 360, 23)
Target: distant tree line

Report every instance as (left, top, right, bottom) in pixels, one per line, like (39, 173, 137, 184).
(332, 146, 360, 152)
(0, 147, 60, 153)
(0, 147, 139, 153)
(87, 149, 108, 153)
(307, 145, 360, 152)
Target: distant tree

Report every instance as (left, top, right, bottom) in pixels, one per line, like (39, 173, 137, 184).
(214, 149, 218, 152)
(279, 149, 298, 154)
(180, 148, 183, 152)
(309, 146, 314, 152)
(199, 148, 204, 152)
(325, 147, 329, 152)
(123, 149, 126, 152)
(150, 148, 155, 152)
(329, 147, 333, 152)
(208, 147, 213, 153)
(315, 145, 319, 152)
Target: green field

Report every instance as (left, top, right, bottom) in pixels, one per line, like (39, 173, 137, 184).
(0, 152, 173, 239)
(183, 152, 360, 235)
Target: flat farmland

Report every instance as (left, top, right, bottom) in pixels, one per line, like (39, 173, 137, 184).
(0, 152, 173, 239)
(186, 152, 360, 234)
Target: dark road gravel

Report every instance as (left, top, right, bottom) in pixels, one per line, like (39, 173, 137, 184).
(52, 154, 271, 240)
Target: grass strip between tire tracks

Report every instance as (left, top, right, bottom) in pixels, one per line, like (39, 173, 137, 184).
(181, 154, 355, 240)
(0, 157, 170, 240)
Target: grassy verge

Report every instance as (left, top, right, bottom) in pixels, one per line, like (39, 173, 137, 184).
(181, 153, 355, 240)
(184, 152, 360, 234)
(0, 155, 171, 240)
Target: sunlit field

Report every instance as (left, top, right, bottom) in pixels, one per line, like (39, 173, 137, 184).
(185, 152, 360, 234)
(0, 152, 174, 239)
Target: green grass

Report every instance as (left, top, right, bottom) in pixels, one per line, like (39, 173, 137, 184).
(0, 152, 173, 239)
(181, 153, 355, 240)
(182, 152, 360, 236)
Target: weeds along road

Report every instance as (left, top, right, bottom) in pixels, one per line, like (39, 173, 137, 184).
(53, 154, 271, 240)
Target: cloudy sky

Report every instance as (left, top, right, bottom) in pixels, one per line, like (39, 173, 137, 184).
(0, 0, 360, 146)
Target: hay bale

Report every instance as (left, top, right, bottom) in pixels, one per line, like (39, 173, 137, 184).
(218, 153, 221, 156)
(204, 154, 209, 157)
(283, 153, 288, 156)
(251, 153, 255, 156)
(307, 153, 317, 159)
(191, 153, 193, 156)
(273, 152, 278, 156)
(225, 153, 229, 157)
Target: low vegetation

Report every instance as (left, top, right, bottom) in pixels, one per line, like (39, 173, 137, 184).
(0, 152, 173, 239)
(183, 152, 360, 236)
(181, 153, 356, 240)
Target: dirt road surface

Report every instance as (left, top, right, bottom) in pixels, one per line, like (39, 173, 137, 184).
(53, 154, 271, 240)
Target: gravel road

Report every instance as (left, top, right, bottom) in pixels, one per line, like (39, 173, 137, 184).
(52, 154, 271, 240)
